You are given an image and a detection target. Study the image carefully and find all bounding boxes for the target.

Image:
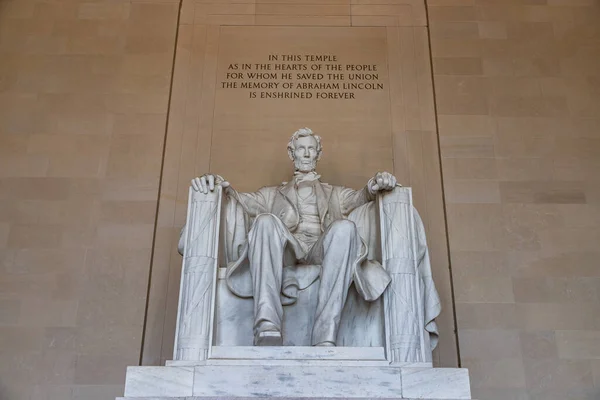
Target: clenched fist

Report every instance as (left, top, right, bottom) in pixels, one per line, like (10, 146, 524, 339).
(368, 171, 398, 194)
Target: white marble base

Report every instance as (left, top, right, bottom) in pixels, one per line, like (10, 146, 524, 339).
(120, 363, 470, 399)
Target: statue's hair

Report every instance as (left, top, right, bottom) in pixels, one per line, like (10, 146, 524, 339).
(287, 127, 323, 161)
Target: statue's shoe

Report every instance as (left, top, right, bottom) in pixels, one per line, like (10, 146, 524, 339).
(314, 341, 336, 347)
(254, 330, 283, 346)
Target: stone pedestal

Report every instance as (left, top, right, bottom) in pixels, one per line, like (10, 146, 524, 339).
(119, 347, 471, 400)
(119, 186, 472, 400)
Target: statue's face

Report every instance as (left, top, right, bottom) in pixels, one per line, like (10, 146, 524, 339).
(292, 135, 319, 173)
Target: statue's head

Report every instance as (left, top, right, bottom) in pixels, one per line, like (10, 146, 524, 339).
(287, 128, 322, 173)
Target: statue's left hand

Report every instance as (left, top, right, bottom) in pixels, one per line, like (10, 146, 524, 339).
(368, 171, 398, 193)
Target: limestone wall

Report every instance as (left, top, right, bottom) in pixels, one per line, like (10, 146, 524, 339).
(0, 1, 178, 398)
(0, 0, 599, 399)
(429, 1, 600, 399)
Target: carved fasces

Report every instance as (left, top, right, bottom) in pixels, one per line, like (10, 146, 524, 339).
(174, 187, 223, 361)
(378, 187, 430, 363)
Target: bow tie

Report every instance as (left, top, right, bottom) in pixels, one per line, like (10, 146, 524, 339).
(294, 171, 321, 185)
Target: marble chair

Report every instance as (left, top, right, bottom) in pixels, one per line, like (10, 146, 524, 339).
(173, 185, 440, 364)
(118, 186, 472, 400)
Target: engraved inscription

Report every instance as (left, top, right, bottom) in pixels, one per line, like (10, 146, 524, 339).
(220, 54, 385, 100)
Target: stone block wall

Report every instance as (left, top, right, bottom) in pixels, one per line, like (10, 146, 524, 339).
(0, 0, 599, 399)
(0, 1, 178, 398)
(429, 1, 600, 399)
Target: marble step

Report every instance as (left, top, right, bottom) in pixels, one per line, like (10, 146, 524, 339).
(121, 365, 471, 400)
(118, 398, 477, 400)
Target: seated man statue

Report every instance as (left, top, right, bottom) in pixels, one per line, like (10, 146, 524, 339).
(191, 128, 397, 347)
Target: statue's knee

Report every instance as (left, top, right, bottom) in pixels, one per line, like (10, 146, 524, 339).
(249, 214, 283, 251)
(253, 213, 279, 228)
(329, 219, 357, 235)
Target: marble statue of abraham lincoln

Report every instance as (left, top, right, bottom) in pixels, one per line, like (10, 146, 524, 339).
(185, 128, 398, 347)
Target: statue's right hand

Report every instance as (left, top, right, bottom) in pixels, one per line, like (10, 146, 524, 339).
(191, 174, 230, 194)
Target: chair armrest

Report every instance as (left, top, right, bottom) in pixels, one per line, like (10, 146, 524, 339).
(174, 186, 223, 361)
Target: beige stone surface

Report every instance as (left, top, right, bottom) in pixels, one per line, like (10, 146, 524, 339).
(429, 1, 600, 399)
(0, 0, 178, 398)
(1, 0, 600, 398)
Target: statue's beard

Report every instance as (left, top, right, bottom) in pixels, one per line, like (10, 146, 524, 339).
(294, 158, 317, 173)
